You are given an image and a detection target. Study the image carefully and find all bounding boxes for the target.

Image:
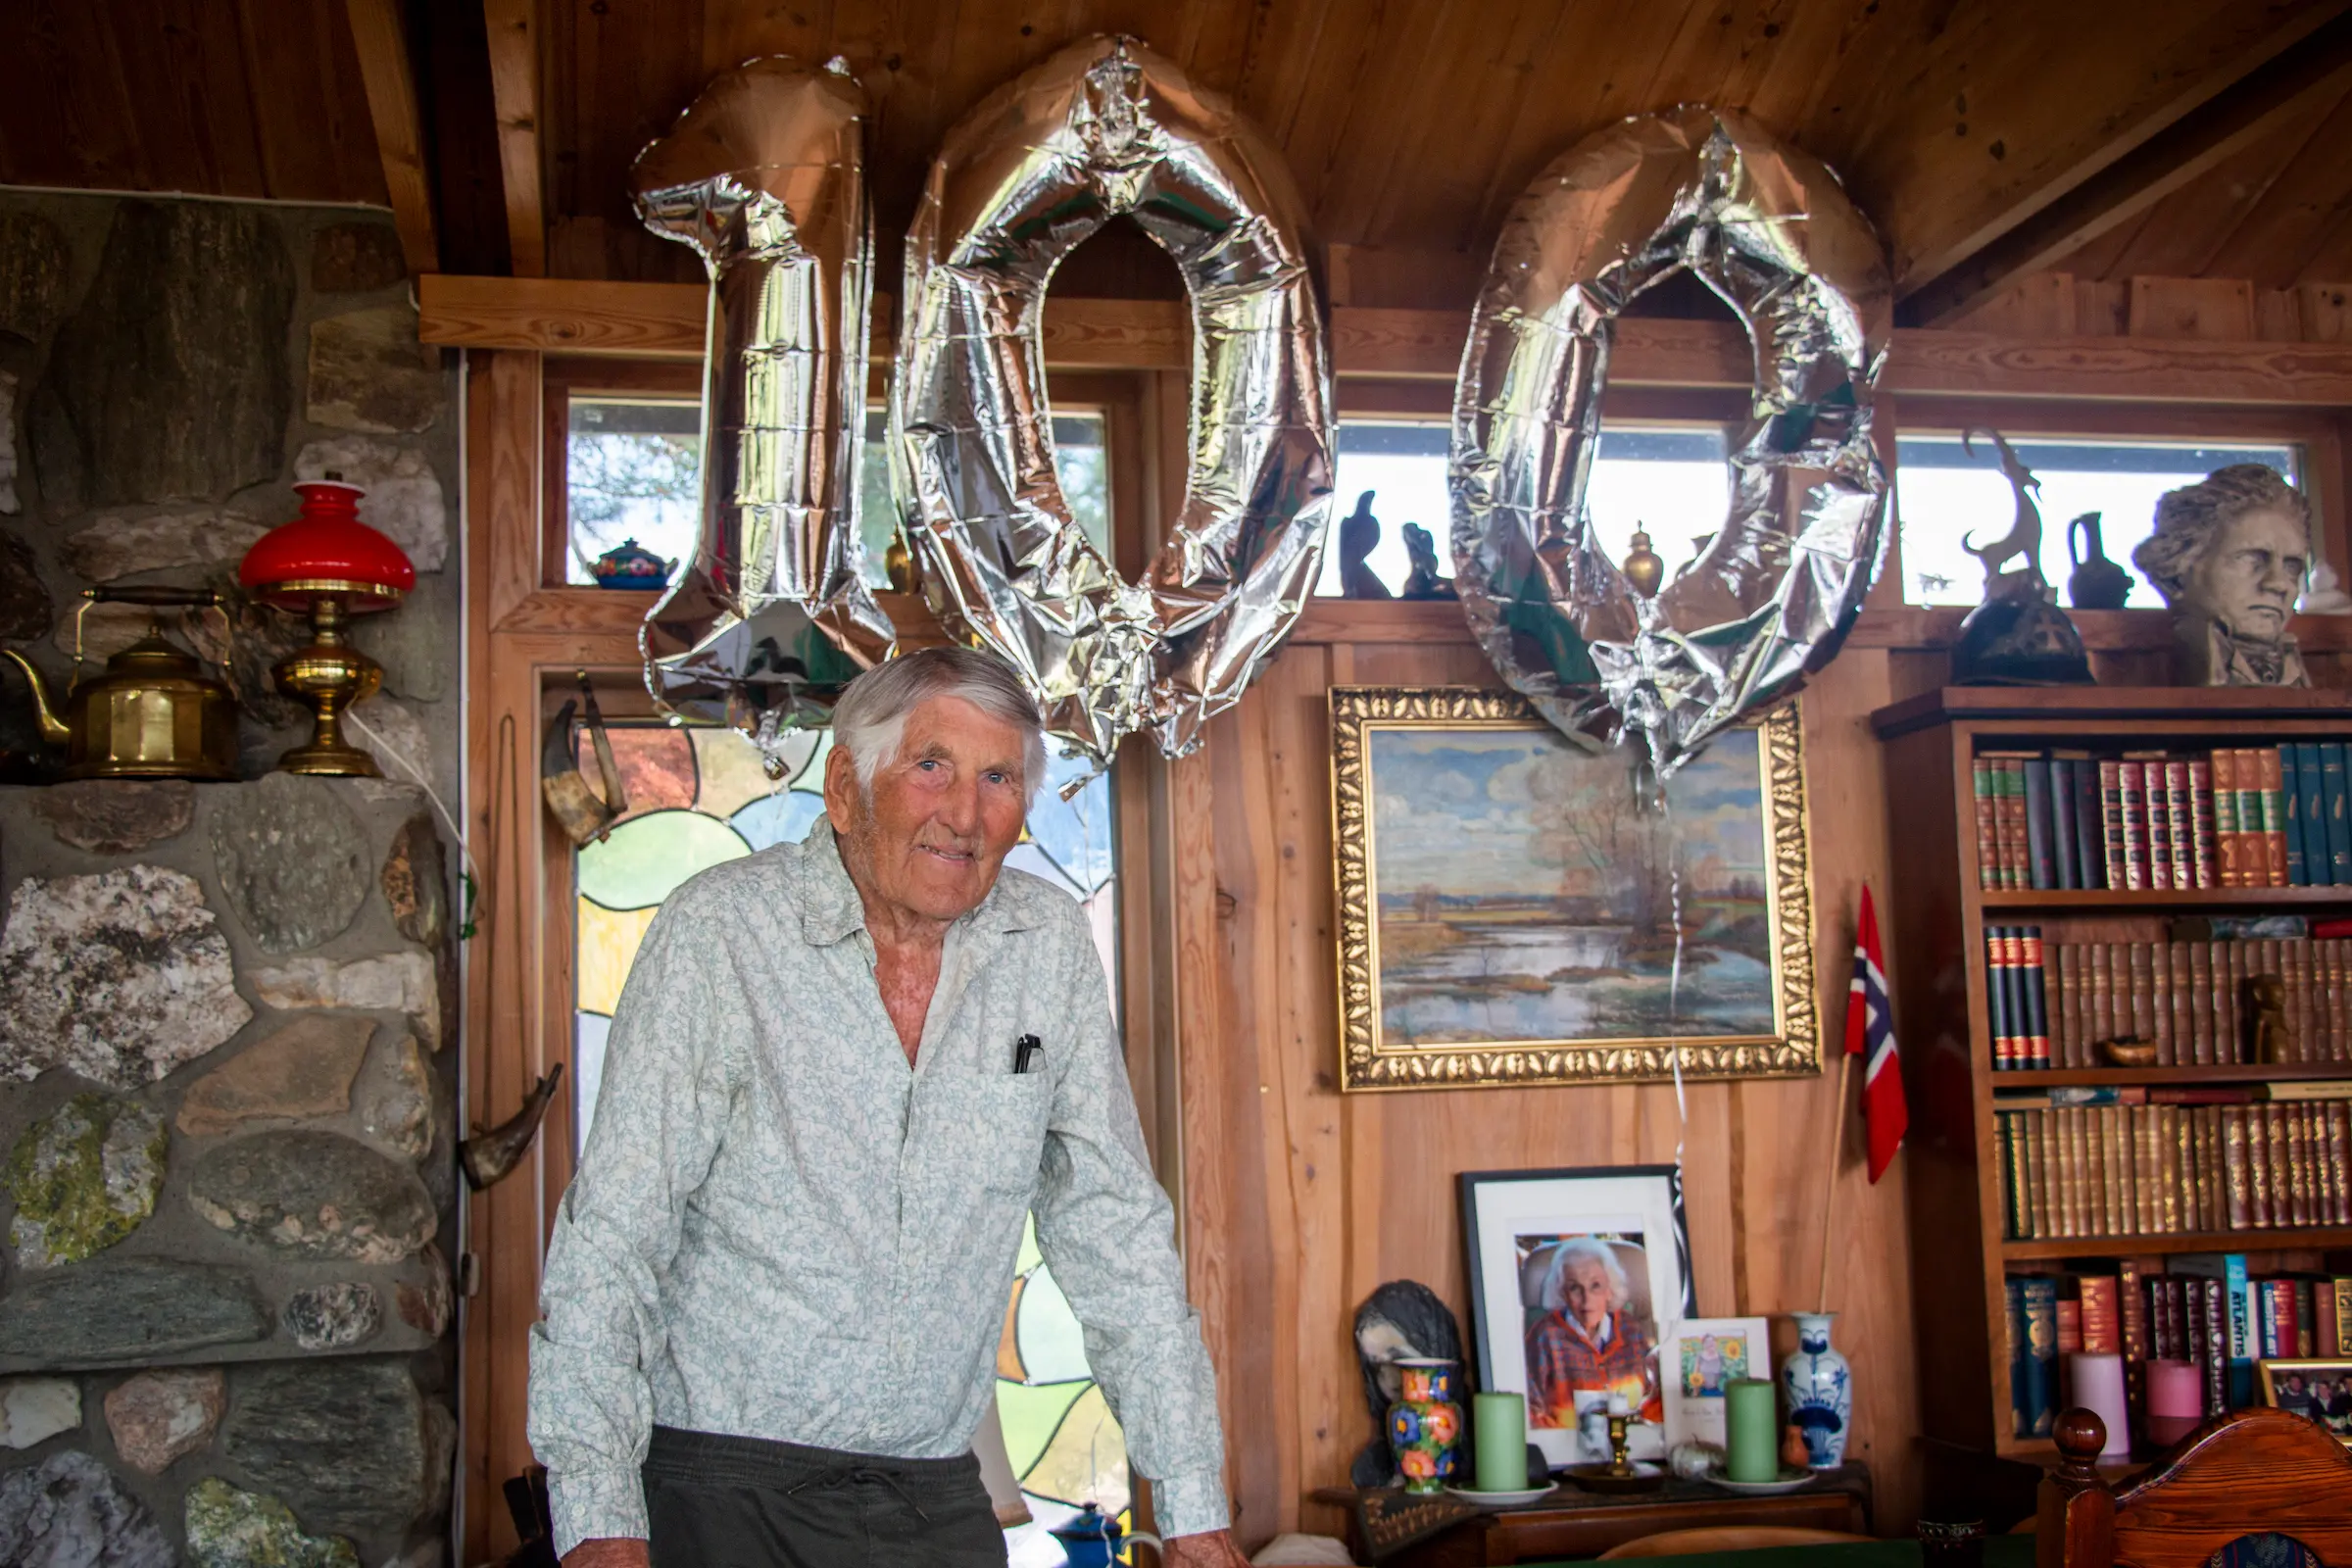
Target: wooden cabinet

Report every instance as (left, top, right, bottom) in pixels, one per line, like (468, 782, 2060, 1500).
(1869, 686, 2352, 1462)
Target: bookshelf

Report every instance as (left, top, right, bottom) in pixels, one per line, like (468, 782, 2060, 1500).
(1870, 687, 2352, 1465)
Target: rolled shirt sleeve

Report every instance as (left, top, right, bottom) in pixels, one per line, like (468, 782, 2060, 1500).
(1029, 901, 1231, 1539)
(527, 882, 745, 1555)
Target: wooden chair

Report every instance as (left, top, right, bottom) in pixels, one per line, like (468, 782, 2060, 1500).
(2039, 1406, 2352, 1566)
(1595, 1525, 1876, 1558)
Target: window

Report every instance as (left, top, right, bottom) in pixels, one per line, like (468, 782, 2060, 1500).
(568, 719, 1129, 1553)
(1895, 435, 2302, 607)
(857, 410, 1111, 587)
(1313, 420, 1732, 596)
(564, 396, 702, 584)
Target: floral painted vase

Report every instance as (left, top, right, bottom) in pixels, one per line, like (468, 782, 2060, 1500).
(1386, 1357, 1463, 1494)
(1780, 1311, 1852, 1470)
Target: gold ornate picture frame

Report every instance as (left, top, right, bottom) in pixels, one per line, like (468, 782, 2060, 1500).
(1332, 687, 1818, 1092)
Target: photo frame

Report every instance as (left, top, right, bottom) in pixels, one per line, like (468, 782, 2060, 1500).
(1459, 1165, 1695, 1468)
(1331, 687, 1817, 1092)
(2258, 1359, 2352, 1446)
(1659, 1317, 1771, 1449)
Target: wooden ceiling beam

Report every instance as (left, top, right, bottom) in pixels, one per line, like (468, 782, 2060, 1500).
(481, 0, 544, 276)
(1900, 5, 2352, 327)
(343, 0, 440, 273)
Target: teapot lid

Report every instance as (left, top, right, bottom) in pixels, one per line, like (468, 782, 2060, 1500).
(104, 624, 210, 677)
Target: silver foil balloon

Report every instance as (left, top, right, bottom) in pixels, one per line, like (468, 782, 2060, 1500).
(1451, 107, 1892, 776)
(632, 56, 895, 763)
(895, 34, 1334, 766)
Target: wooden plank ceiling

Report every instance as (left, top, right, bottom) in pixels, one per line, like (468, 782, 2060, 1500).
(3, 0, 2350, 315)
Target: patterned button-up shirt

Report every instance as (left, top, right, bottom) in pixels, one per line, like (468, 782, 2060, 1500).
(527, 821, 1229, 1555)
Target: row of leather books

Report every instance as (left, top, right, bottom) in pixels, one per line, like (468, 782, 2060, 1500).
(1996, 1091, 2352, 1240)
(1973, 744, 2352, 892)
(2006, 1259, 2352, 1439)
(1985, 925, 2352, 1070)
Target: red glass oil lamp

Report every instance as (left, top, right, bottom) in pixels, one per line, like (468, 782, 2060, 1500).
(239, 478, 416, 776)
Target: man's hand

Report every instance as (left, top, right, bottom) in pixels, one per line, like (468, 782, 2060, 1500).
(561, 1540, 648, 1568)
(1162, 1528, 1252, 1568)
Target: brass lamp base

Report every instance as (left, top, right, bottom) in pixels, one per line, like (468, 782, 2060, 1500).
(270, 594, 385, 777)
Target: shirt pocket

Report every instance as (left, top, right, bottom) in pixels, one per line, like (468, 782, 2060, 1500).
(910, 1070, 1054, 1205)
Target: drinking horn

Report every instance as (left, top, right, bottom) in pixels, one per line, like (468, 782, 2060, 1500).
(1450, 107, 1892, 777)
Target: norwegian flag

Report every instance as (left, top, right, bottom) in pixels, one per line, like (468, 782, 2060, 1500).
(1845, 886, 1908, 1183)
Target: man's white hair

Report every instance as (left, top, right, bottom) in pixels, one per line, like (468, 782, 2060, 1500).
(1542, 1236, 1631, 1311)
(831, 646, 1050, 804)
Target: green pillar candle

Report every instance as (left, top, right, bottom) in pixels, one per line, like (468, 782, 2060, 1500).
(1472, 1393, 1527, 1492)
(1725, 1378, 1780, 1482)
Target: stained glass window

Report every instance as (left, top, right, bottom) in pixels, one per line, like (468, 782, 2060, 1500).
(569, 721, 1127, 1551)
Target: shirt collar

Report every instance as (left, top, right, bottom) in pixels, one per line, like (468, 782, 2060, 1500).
(791, 818, 1029, 946)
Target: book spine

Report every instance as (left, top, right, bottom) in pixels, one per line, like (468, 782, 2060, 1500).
(1987, 927, 2012, 1071)
(2051, 758, 2081, 890)
(2058, 945, 2082, 1068)
(2286, 746, 2311, 886)
(2100, 760, 2128, 890)
(2215, 749, 2243, 887)
(2297, 743, 2328, 888)
(2076, 757, 2107, 889)
(2226, 1107, 2252, 1229)
(2328, 742, 2352, 886)
(2119, 761, 2149, 890)
(2130, 942, 2156, 1050)
(2153, 939, 2177, 1067)
(2321, 1280, 2341, 1358)
(2250, 1105, 2275, 1229)
(2338, 1274, 2352, 1360)
(2166, 759, 2195, 892)
(1974, 757, 2000, 890)
(2259, 1280, 2287, 1360)
(2299, 1279, 2318, 1358)
(2190, 942, 2215, 1065)
(2079, 1276, 2119, 1355)
(2260, 748, 2290, 888)
(2056, 1295, 2082, 1358)
(2190, 758, 2218, 889)
(2332, 1103, 2350, 1223)
(2023, 1275, 2060, 1438)
(2028, 1112, 2051, 1241)
(2206, 1277, 2232, 1411)
(2023, 925, 2051, 1069)
(2000, 1113, 2027, 1239)
(2145, 759, 2175, 891)
(2002, 760, 2029, 891)
(2226, 942, 2246, 1064)
(2025, 758, 2056, 891)
(2090, 943, 2115, 1056)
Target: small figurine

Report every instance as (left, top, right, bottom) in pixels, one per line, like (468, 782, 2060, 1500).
(1399, 522, 1456, 601)
(1350, 1281, 1465, 1487)
(2132, 465, 2312, 687)
(1338, 491, 1393, 600)
(2244, 972, 2292, 1063)
(2065, 512, 2132, 610)
(1950, 429, 2093, 685)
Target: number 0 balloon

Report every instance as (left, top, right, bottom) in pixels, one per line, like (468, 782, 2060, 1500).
(1450, 108, 1893, 776)
(895, 35, 1335, 766)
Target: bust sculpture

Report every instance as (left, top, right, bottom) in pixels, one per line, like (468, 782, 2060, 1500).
(2131, 464, 2312, 688)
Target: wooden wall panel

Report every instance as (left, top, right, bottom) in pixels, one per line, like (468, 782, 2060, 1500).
(1178, 635, 1924, 1544)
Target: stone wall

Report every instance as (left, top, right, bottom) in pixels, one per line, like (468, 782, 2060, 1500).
(0, 195, 464, 1566)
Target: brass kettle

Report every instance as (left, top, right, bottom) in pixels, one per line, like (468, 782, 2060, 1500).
(4, 587, 241, 780)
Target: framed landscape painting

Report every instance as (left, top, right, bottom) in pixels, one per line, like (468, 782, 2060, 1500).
(1332, 687, 1817, 1091)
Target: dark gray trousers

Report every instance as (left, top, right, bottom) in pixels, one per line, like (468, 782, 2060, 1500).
(643, 1426, 1008, 1568)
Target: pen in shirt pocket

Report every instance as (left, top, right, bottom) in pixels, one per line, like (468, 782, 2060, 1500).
(1012, 1035, 1043, 1074)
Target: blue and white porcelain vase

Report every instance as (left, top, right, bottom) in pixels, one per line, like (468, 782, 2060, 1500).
(1779, 1311, 1851, 1470)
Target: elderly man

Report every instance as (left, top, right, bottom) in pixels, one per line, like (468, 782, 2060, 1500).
(529, 647, 1247, 1568)
(1525, 1238, 1653, 1430)
(2132, 464, 2313, 687)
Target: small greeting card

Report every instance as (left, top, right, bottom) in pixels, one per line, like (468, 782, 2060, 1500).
(1661, 1316, 1770, 1449)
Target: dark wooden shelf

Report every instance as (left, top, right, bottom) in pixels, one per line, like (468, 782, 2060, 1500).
(1977, 886, 2352, 908)
(1990, 1063, 2352, 1088)
(2000, 1227, 2352, 1260)
(1871, 685, 2352, 741)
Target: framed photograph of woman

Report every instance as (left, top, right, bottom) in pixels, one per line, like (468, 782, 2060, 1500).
(1330, 687, 1818, 1092)
(1459, 1165, 1695, 1467)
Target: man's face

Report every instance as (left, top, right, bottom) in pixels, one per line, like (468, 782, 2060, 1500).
(2184, 505, 2307, 644)
(1560, 1256, 1616, 1334)
(826, 695, 1028, 925)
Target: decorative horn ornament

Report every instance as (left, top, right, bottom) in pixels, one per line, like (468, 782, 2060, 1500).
(631, 56, 894, 770)
(540, 677, 630, 848)
(896, 34, 1335, 767)
(1450, 107, 1892, 776)
(460, 1063, 564, 1191)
